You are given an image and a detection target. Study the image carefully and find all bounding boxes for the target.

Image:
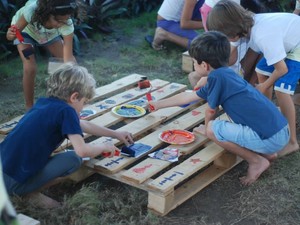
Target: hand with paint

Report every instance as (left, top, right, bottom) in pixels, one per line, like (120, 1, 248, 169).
(6, 25, 17, 41)
(101, 139, 120, 158)
(113, 130, 134, 146)
(194, 77, 208, 91)
(147, 100, 157, 112)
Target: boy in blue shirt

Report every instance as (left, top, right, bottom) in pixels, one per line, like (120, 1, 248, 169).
(149, 31, 289, 185)
(0, 63, 134, 208)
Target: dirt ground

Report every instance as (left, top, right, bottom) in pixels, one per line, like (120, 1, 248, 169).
(1, 15, 300, 225)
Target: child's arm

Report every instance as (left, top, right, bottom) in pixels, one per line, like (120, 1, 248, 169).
(256, 60, 288, 94)
(181, 0, 203, 29)
(68, 134, 117, 158)
(6, 15, 28, 41)
(149, 91, 201, 111)
(80, 120, 134, 146)
(194, 105, 218, 136)
(62, 34, 76, 63)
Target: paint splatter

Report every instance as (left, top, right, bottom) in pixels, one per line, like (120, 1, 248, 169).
(192, 110, 200, 116)
(122, 93, 134, 99)
(133, 164, 153, 173)
(80, 109, 96, 119)
(190, 158, 201, 164)
(105, 99, 116, 104)
(159, 171, 184, 185)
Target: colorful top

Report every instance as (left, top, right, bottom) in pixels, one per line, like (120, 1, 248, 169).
(11, 1, 74, 44)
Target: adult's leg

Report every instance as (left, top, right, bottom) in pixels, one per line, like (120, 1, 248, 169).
(205, 121, 270, 185)
(276, 91, 299, 156)
(153, 27, 189, 49)
(17, 44, 37, 110)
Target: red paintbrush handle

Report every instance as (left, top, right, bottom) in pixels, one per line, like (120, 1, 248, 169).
(146, 93, 155, 111)
(11, 25, 24, 43)
(102, 150, 120, 157)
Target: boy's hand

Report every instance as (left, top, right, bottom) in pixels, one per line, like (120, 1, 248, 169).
(101, 141, 120, 157)
(193, 124, 206, 136)
(7, 26, 17, 41)
(148, 101, 157, 112)
(194, 77, 208, 91)
(114, 131, 134, 146)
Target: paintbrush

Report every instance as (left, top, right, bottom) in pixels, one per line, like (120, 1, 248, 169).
(11, 25, 35, 59)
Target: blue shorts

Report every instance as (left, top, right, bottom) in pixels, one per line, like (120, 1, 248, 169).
(13, 32, 62, 47)
(212, 120, 289, 154)
(255, 57, 300, 95)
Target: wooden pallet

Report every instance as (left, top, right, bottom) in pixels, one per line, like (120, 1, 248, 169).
(0, 74, 243, 215)
(17, 214, 40, 225)
(182, 51, 194, 73)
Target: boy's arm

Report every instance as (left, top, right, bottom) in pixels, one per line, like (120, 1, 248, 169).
(80, 120, 134, 146)
(62, 34, 76, 63)
(150, 91, 201, 111)
(68, 134, 117, 158)
(256, 60, 288, 93)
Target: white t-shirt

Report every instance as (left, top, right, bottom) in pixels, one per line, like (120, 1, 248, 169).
(158, 0, 185, 21)
(249, 13, 300, 65)
(205, 0, 240, 8)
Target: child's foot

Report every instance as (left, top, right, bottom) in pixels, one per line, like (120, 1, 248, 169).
(261, 153, 277, 162)
(152, 27, 167, 50)
(239, 156, 270, 186)
(25, 192, 61, 209)
(278, 142, 299, 157)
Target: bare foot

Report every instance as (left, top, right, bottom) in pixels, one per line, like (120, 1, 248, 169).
(25, 192, 61, 209)
(152, 27, 167, 50)
(261, 153, 277, 162)
(277, 142, 299, 157)
(239, 157, 270, 186)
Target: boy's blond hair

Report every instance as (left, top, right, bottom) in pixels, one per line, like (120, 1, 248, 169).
(47, 63, 96, 101)
(207, 0, 254, 39)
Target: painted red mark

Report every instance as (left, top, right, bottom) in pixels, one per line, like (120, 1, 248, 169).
(192, 110, 200, 116)
(133, 164, 153, 173)
(190, 158, 201, 164)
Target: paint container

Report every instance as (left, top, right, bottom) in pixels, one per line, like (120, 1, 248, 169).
(11, 25, 35, 59)
(138, 77, 151, 89)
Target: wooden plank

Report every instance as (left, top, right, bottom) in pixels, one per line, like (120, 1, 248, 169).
(82, 79, 171, 120)
(92, 74, 145, 102)
(121, 132, 209, 184)
(17, 213, 40, 225)
(147, 156, 243, 216)
(147, 142, 225, 194)
(182, 51, 193, 73)
(0, 115, 23, 135)
(92, 103, 207, 174)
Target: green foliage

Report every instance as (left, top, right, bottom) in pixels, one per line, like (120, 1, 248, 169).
(123, 0, 163, 16)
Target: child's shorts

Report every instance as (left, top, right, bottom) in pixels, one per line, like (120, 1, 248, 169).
(255, 57, 300, 95)
(212, 120, 289, 154)
(13, 32, 62, 47)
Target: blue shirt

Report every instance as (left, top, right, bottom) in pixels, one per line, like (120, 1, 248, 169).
(196, 67, 287, 139)
(0, 97, 82, 183)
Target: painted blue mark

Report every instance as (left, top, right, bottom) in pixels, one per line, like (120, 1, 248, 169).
(127, 99, 147, 107)
(122, 93, 134, 99)
(105, 99, 116, 104)
(159, 171, 184, 186)
(104, 157, 125, 167)
(0, 121, 18, 129)
(170, 84, 179, 89)
(80, 109, 95, 119)
(95, 104, 109, 109)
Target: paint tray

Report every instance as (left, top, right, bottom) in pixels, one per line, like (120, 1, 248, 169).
(121, 143, 152, 157)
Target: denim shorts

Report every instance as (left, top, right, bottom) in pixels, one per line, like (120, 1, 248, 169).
(13, 32, 62, 47)
(212, 120, 289, 154)
(255, 57, 300, 95)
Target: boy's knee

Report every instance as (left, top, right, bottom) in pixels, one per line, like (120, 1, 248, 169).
(206, 121, 215, 139)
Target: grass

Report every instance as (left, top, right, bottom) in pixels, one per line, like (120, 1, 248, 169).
(2, 6, 300, 225)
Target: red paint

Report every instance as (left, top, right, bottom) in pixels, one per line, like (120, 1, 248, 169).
(102, 150, 120, 157)
(192, 110, 200, 116)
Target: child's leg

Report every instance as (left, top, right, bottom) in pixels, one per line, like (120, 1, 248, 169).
(153, 27, 189, 49)
(46, 38, 63, 58)
(276, 91, 299, 156)
(17, 44, 37, 110)
(205, 121, 270, 185)
(188, 71, 202, 88)
(255, 58, 274, 99)
(7, 151, 82, 196)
